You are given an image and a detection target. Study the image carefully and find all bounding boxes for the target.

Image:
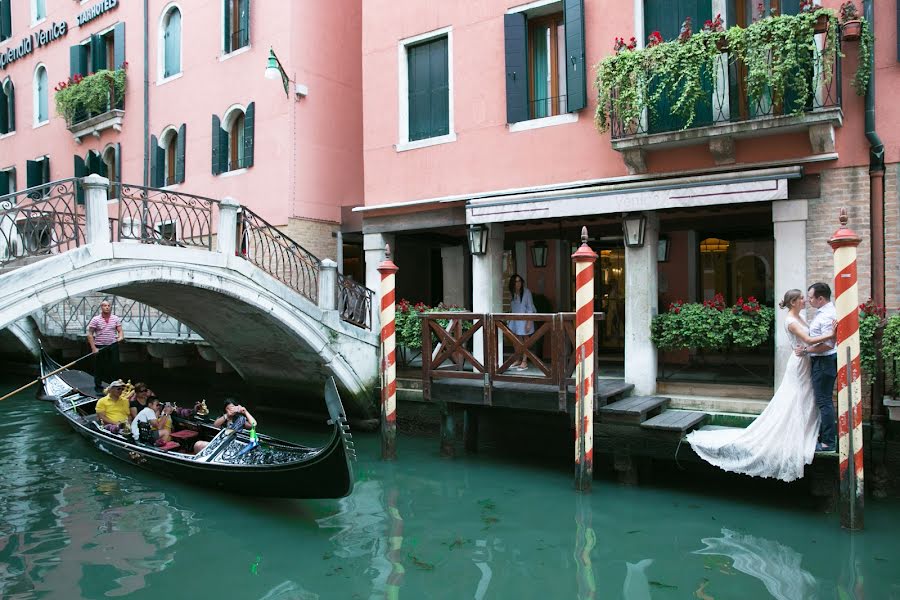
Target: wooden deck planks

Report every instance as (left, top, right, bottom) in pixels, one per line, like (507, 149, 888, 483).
(597, 396, 670, 424)
(641, 410, 708, 433)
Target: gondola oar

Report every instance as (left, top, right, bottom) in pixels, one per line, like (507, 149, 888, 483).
(0, 345, 114, 403)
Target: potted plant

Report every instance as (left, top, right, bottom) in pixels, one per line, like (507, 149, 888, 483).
(54, 65, 127, 124)
(839, 1, 863, 41)
(702, 14, 726, 52)
(799, 0, 830, 33)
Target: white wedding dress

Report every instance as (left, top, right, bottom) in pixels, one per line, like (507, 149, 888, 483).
(685, 315, 820, 482)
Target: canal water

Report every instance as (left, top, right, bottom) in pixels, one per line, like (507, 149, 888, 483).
(1, 378, 898, 599)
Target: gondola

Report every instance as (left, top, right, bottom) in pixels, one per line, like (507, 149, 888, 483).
(39, 349, 356, 499)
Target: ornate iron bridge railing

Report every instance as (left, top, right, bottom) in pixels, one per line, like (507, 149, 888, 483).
(41, 294, 201, 341)
(238, 207, 321, 304)
(0, 179, 84, 268)
(337, 273, 373, 330)
(610, 30, 841, 139)
(114, 184, 219, 249)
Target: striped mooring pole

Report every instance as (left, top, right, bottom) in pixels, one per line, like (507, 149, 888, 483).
(572, 226, 598, 492)
(378, 244, 399, 460)
(828, 208, 864, 530)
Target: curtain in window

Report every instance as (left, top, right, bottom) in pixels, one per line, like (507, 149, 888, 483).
(164, 9, 181, 77)
(36, 68, 48, 123)
(532, 26, 550, 118)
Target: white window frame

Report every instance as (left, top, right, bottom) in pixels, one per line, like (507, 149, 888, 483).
(396, 26, 455, 153)
(31, 0, 47, 27)
(0, 77, 14, 138)
(158, 3, 183, 84)
(220, 0, 250, 58)
(32, 64, 49, 127)
(101, 144, 119, 202)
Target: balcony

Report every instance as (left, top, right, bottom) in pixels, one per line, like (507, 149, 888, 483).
(57, 70, 127, 143)
(601, 14, 845, 174)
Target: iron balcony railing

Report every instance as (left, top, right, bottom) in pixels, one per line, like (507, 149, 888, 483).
(610, 33, 841, 139)
(337, 273, 373, 330)
(0, 179, 84, 267)
(67, 84, 125, 128)
(114, 184, 219, 249)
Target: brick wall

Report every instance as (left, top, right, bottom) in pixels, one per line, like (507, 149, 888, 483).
(281, 218, 339, 262)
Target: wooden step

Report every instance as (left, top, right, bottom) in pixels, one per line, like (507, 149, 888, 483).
(641, 410, 708, 434)
(597, 396, 670, 425)
(595, 379, 634, 405)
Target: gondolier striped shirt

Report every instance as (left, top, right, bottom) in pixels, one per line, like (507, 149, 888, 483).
(88, 315, 122, 346)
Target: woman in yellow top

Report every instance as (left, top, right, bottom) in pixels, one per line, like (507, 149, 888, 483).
(95, 380, 131, 433)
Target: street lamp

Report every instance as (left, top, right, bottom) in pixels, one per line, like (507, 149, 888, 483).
(530, 240, 548, 267)
(264, 47, 308, 99)
(467, 224, 489, 256)
(622, 213, 647, 248)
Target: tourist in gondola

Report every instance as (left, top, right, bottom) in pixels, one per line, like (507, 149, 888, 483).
(127, 383, 155, 419)
(95, 379, 131, 433)
(192, 399, 257, 454)
(130, 396, 173, 445)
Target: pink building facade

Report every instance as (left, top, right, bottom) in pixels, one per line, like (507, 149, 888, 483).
(0, 0, 363, 269)
(358, 0, 900, 399)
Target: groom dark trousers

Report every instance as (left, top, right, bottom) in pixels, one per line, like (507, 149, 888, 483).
(810, 354, 837, 449)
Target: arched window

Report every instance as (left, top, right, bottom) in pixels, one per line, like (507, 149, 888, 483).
(161, 6, 182, 78)
(213, 103, 254, 174)
(33, 65, 48, 125)
(152, 124, 185, 186)
(102, 145, 120, 199)
(162, 127, 178, 185)
(0, 78, 14, 134)
(228, 111, 245, 172)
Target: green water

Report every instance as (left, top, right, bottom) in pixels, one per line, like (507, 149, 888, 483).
(1, 381, 899, 599)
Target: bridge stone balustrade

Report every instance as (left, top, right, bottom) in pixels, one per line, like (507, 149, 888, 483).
(0, 175, 379, 417)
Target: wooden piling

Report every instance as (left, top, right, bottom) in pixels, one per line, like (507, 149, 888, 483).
(572, 227, 598, 492)
(378, 244, 399, 460)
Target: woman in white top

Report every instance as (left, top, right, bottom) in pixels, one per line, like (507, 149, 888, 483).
(685, 289, 835, 482)
(508, 275, 536, 370)
(130, 396, 172, 445)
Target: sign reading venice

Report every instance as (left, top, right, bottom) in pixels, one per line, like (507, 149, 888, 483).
(0, 22, 68, 70)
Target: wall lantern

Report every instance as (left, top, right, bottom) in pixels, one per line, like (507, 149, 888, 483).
(657, 236, 670, 263)
(265, 47, 308, 99)
(622, 213, 647, 247)
(530, 240, 548, 268)
(467, 224, 489, 256)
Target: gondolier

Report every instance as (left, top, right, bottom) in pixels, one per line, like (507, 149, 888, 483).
(86, 300, 124, 393)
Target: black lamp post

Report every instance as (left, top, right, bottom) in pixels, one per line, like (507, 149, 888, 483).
(530, 240, 548, 268)
(467, 223, 489, 256)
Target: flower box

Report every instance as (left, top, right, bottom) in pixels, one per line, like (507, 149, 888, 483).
(841, 19, 862, 41)
(813, 13, 829, 34)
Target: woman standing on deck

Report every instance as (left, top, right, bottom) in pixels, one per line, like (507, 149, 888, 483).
(508, 275, 536, 371)
(685, 289, 835, 482)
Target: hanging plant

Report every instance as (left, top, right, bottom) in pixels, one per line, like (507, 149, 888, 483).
(54, 67, 127, 123)
(594, 9, 847, 133)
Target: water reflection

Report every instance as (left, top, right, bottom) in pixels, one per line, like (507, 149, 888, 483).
(622, 559, 653, 600)
(573, 495, 596, 600)
(694, 528, 819, 600)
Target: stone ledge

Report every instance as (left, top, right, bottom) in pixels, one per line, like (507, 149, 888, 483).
(69, 109, 125, 144)
(611, 108, 843, 174)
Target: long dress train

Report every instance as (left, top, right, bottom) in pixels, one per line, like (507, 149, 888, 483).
(685, 316, 820, 483)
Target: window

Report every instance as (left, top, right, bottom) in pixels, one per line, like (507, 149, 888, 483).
(152, 124, 186, 185)
(504, 0, 586, 124)
(0, 78, 14, 135)
(161, 6, 182, 78)
(0, 167, 15, 196)
(33, 65, 49, 125)
(223, 0, 249, 54)
(102, 145, 119, 199)
(0, 0, 11, 43)
(70, 23, 126, 77)
(211, 104, 254, 174)
(26, 156, 50, 192)
(406, 35, 449, 142)
(32, 0, 46, 25)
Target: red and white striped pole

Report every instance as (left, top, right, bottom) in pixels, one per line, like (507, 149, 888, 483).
(828, 208, 864, 530)
(572, 227, 598, 492)
(378, 244, 399, 460)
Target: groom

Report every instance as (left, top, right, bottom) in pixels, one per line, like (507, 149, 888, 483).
(806, 282, 837, 452)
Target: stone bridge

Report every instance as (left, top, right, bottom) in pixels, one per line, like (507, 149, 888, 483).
(0, 176, 379, 417)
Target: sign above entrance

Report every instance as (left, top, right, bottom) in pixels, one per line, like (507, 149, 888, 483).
(77, 0, 119, 27)
(0, 22, 68, 70)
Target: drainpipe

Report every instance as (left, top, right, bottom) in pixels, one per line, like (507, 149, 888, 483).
(142, 0, 150, 186)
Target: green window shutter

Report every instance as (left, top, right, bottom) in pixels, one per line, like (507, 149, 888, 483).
(91, 34, 105, 72)
(0, 171, 9, 198)
(218, 125, 229, 172)
(223, 0, 231, 52)
(211, 116, 221, 174)
(87, 151, 102, 175)
(239, 0, 250, 48)
(407, 36, 449, 141)
(0, 1, 11, 41)
(70, 45, 88, 77)
(243, 102, 254, 168)
(504, 13, 528, 124)
(155, 144, 166, 187)
(564, 0, 587, 112)
(26, 160, 40, 189)
(164, 10, 181, 77)
(779, 0, 800, 16)
(113, 23, 126, 70)
(6, 80, 13, 132)
(0, 83, 7, 134)
(150, 134, 160, 185)
(176, 124, 186, 183)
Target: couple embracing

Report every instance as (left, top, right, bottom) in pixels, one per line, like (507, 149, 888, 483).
(686, 283, 838, 483)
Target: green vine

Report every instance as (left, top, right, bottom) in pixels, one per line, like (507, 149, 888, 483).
(594, 9, 849, 133)
(851, 18, 873, 95)
(54, 68, 127, 123)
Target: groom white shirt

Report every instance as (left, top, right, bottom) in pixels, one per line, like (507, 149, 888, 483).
(808, 301, 837, 356)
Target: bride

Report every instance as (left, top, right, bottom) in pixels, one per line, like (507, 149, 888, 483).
(685, 289, 836, 483)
